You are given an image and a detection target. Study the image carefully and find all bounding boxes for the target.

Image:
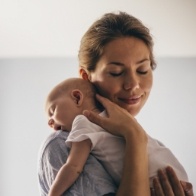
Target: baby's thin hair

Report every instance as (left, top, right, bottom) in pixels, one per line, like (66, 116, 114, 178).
(46, 78, 102, 112)
(58, 78, 96, 98)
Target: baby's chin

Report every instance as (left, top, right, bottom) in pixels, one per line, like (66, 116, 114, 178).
(60, 126, 69, 132)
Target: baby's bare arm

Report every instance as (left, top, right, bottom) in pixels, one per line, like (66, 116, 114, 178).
(48, 139, 92, 196)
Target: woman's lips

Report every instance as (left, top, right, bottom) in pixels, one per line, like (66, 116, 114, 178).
(119, 96, 141, 105)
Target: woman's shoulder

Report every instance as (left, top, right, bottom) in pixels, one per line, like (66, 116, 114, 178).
(147, 134, 166, 147)
(38, 131, 69, 157)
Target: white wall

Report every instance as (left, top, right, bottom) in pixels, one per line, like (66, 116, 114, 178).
(0, 57, 195, 196)
(0, 58, 79, 196)
(0, 0, 196, 58)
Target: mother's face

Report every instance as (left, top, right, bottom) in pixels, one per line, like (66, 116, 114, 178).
(82, 37, 153, 116)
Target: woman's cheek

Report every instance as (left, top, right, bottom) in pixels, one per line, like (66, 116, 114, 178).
(100, 86, 117, 101)
(144, 77, 153, 92)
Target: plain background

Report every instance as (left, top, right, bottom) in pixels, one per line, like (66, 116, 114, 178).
(0, 1, 195, 195)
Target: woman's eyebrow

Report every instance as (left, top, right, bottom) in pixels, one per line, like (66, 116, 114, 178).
(107, 62, 124, 66)
(107, 59, 150, 66)
(136, 58, 150, 64)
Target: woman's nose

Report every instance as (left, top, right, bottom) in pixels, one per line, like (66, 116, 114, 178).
(123, 74, 139, 90)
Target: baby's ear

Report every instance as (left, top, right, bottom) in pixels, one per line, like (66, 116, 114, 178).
(71, 89, 84, 106)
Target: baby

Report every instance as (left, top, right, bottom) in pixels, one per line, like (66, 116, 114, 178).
(45, 77, 188, 196)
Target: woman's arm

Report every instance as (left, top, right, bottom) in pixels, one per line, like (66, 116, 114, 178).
(83, 94, 194, 196)
(83, 94, 150, 196)
(48, 139, 92, 196)
(118, 130, 149, 196)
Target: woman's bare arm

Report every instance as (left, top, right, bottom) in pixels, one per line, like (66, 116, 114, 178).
(84, 95, 194, 196)
(83, 94, 150, 196)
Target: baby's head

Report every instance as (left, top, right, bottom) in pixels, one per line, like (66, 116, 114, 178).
(45, 78, 97, 131)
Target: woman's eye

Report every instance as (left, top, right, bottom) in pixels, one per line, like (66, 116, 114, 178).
(110, 72, 122, 77)
(138, 70, 148, 75)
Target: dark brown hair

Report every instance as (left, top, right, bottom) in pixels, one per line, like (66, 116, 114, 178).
(78, 11, 156, 72)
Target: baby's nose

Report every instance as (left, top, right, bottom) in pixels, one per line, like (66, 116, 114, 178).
(48, 119, 61, 130)
(48, 119, 54, 127)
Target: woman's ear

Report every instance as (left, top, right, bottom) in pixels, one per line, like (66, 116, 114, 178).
(71, 89, 84, 106)
(79, 68, 90, 81)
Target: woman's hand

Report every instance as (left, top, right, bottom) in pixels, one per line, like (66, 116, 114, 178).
(84, 95, 194, 196)
(83, 94, 147, 141)
(83, 94, 150, 196)
(151, 166, 194, 196)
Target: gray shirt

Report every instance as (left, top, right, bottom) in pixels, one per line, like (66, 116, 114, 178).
(38, 130, 116, 196)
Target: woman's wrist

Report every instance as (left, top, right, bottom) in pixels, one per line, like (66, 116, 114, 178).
(122, 119, 148, 147)
(117, 132, 149, 196)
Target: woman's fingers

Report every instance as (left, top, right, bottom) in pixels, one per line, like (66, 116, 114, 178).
(83, 109, 107, 129)
(157, 169, 176, 196)
(153, 177, 165, 196)
(165, 166, 193, 196)
(165, 166, 184, 195)
(153, 166, 193, 196)
(95, 94, 114, 111)
(180, 181, 194, 196)
(150, 187, 156, 196)
(83, 94, 147, 141)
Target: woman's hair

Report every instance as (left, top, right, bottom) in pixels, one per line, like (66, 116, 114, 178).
(78, 11, 156, 72)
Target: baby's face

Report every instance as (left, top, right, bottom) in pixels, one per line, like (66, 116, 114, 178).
(46, 94, 79, 132)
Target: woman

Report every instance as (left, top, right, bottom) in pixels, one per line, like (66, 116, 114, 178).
(78, 11, 193, 195)
(38, 11, 193, 195)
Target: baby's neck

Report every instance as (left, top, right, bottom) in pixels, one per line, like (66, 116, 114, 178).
(91, 107, 103, 114)
(83, 99, 104, 114)
(83, 102, 103, 114)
